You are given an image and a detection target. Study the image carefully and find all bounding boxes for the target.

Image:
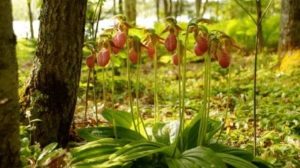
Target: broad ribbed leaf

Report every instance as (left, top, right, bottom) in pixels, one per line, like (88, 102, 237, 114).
(77, 126, 145, 141)
(39, 149, 66, 167)
(181, 113, 221, 150)
(166, 146, 226, 168)
(37, 142, 58, 162)
(152, 122, 170, 145)
(102, 141, 169, 167)
(217, 153, 258, 168)
(102, 108, 132, 128)
(208, 143, 254, 161)
(71, 138, 129, 165)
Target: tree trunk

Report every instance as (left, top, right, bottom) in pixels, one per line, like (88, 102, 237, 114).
(200, 0, 208, 18)
(113, 0, 116, 15)
(216, 0, 219, 20)
(196, 0, 202, 18)
(163, 0, 172, 17)
(119, 0, 123, 14)
(256, 0, 264, 51)
(0, 0, 20, 167)
(27, 0, 34, 39)
(278, 0, 300, 56)
(156, 0, 160, 21)
(22, 0, 87, 147)
(124, 0, 136, 24)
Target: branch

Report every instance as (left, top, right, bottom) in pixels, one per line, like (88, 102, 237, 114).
(259, 0, 274, 24)
(233, 0, 257, 24)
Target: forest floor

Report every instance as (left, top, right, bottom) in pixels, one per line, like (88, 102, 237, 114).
(17, 38, 300, 168)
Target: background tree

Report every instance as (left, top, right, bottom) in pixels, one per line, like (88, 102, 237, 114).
(119, 0, 123, 14)
(174, 0, 184, 18)
(278, 0, 300, 56)
(163, 0, 172, 17)
(0, 0, 20, 167)
(156, 0, 160, 21)
(124, 0, 136, 24)
(26, 0, 34, 39)
(22, 0, 87, 147)
(196, 0, 202, 17)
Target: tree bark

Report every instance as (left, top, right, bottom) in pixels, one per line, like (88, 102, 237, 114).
(256, 0, 264, 52)
(22, 0, 87, 147)
(278, 0, 300, 56)
(124, 0, 136, 24)
(27, 0, 35, 39)
(0, 0, 20, 167)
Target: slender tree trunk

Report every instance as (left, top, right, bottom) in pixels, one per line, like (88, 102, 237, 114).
(163, 0, 172, 17)
(27, 0, 34, 39)
(175, 0, 179, 18)
(174, 0, 183, 18)
(156, 0, 160, 21)
(278, 0, 300, 56)
(22, 0, 87, 147)
(0, 0, 20, 167)
(169, 0, 173, 17)
(124, 0, 136, 24)
(119, 0, 123, 14)
(256, 0, 264, 51)
(200, 0, 208, 18)
(196, 0, 202, 17)
(113, 0, 116, 15)
(216, 0, 219, 20)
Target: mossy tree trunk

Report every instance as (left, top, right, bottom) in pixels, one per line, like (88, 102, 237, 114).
(278, 0, 300, 56)
(0, 0, 20, 167)
(22, 0, 87, 147)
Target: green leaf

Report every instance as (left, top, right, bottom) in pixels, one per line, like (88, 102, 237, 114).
(252, 158, 273, 168)
(37, 143, 58, 162)
(181, 113, 221, 150)
(208, 143, 254, 161)
(166, 146, 226, 168)
(77, 126, 145, 142)
(71, 138, 129, 166)
(152, 122, 170, 145)
(102, 108, 133, 129)
(39, 148, 66, 167)
(217, 153, 258, 168)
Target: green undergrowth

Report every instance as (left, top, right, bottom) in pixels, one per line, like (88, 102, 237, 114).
(77, 51, 299, 167)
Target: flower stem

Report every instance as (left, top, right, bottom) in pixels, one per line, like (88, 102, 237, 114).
(111, 60, 118, 138)
(127, 42, 138, 132)
(154, 45, 159, 123)
(217, 67, 231, 143)
(198, 53, 211, 146)
(136, 51, 150, 139)
(84, 68, 92, 122)
(93, 69, 99, 126)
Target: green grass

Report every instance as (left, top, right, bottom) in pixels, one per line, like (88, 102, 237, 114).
(17, 38, 36, 87)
